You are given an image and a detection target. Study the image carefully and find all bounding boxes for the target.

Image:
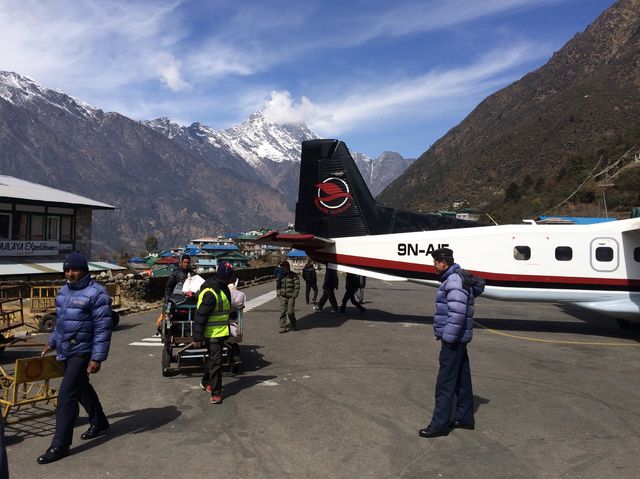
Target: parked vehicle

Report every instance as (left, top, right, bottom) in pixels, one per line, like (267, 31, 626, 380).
(31, 283, 124, 332)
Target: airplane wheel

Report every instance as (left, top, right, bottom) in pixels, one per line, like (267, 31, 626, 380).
(39, 314, 57, 333)
(616, 318, 640, 332)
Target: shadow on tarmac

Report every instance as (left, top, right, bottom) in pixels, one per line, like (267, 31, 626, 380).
(474, 311, 640, 342)
(70, 405, 182, 454)
(295, 296, 639, 341)
(296, 308, 427, 330)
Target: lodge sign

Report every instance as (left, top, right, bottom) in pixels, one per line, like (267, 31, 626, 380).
(0, 241, 59, 256)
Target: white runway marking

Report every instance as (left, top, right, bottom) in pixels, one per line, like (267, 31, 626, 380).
(243, 289, 277, 312)
(129, 289, 278, 346)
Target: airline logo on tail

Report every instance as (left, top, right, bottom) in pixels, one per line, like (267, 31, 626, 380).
(314, 178, 352, 215)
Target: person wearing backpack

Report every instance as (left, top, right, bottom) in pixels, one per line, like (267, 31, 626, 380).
(419, 247, 485, 439)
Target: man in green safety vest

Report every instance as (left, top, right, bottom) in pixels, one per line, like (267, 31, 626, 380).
(193, 262, 235, 404)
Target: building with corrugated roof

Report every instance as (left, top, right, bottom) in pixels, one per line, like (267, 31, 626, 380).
(0, 175, 121, 279)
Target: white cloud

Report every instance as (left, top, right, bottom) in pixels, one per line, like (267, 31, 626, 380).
(293, 42, 547, 135)
(156, 53, 190, 92)
(345, 0, 562, 44)
(262, 91, 325, 125)
(0, 0, 573, 139)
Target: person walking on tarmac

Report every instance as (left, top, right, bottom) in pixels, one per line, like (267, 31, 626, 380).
(278, 261, 300, 333)
(37, 252, 112, 464)
(193, 262, 235, 404)
(302, 259, 318, 304)
(164, 254, 195, 299)
(419, 247, 484, 438)
(340, 273, 366, 314)
(314, 267, 339, 313)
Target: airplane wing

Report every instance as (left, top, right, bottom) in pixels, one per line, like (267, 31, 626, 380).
(255, 231, 334, 251)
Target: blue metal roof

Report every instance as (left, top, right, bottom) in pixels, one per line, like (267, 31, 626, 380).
(202, 244, 238, 251)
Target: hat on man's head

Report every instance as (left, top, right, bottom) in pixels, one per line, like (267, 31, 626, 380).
(63, 252, 89, 272)
(216, 262, 235, 282)
(430, 247, 454, 261)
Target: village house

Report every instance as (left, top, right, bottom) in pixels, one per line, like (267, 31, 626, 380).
(0, 175, 121, 280)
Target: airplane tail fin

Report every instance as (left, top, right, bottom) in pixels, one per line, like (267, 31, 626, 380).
(295, 139, 477, 238)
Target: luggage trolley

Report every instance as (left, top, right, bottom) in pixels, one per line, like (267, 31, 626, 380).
(160, 284, 244, 377)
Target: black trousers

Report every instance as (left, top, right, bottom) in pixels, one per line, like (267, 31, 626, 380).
(52, 355, 107, 448)
(317, 288, 338, 311)
(202, 339, 224, 395)
(429, 341, 474, 430)
(340, 288, 365, 311)
(305, 281, 318, 303)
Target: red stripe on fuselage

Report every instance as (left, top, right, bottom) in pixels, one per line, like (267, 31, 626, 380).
(309, 251, 640, 287)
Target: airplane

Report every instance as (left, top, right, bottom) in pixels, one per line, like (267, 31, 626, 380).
(257, 139, 640, 330)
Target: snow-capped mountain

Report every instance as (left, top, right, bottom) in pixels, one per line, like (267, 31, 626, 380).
(147, 112, 315, 201)
(354, 151, 414, 196)
(0, 70, 412, 252)
(0, 71, 101, 125)
(0, 71, 292, 253)
(147, 111, 412, 200)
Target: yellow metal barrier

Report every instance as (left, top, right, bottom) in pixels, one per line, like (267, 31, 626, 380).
(0, 355, 63, 423)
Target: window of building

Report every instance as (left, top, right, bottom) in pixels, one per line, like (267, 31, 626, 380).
(30, 214, 44, 241)
(60, 216, 73, 242)
(514, 245, 531, 260)
(0, 213, 10, 240)
(634, 247, 640, 262)
(555, 246, 573, 261)
(13, 213, 29, 240)
(595, 247, 613, 262)
(47, 216, 60, 241)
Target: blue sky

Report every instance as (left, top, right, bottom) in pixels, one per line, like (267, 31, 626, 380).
(0, 0, 614, 158)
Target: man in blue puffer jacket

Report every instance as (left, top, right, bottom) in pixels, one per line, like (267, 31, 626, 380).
(37, 252, 112, 464)
(420, 247, 484, 438)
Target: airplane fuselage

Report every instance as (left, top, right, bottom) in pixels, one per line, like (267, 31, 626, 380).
(309, 219, 640, 320)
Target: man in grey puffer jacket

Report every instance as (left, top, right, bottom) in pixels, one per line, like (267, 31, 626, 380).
(420, 247, 484, 438)
(277, 261, 300, 333)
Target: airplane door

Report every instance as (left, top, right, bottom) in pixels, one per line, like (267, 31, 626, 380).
(590, 237, 619, 272)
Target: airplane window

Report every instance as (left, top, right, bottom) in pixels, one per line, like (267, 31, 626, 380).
(513, 245, 531, 260)
(595, 247, 613, 262)
(635, 247, 640, 262)
(555, 246, 573, 261)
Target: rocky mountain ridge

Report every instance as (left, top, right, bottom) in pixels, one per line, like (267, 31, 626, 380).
(380, 0, 640, 221)
(0, 71, 411, 254)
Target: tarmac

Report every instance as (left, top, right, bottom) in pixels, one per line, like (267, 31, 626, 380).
(3, 276, 640, 478)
